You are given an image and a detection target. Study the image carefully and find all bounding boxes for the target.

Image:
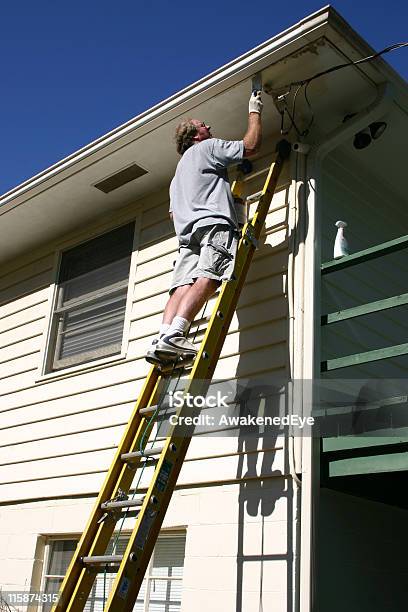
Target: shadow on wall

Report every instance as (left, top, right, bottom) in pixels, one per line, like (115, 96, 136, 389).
(233, 177, 309, 612)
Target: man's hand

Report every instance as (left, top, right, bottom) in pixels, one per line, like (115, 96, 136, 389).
(243, 93, 262, 156)
(248, 90, 263, 114)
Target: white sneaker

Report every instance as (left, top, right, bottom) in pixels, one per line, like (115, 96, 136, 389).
(145, 337, 161, 364)
(155, 332, 197, 360)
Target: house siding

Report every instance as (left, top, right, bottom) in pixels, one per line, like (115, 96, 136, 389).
(0, 152, 295, 611)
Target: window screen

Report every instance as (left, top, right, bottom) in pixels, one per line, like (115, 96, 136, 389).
(42, 533, 186, 611)
(48, 223, 134, 371)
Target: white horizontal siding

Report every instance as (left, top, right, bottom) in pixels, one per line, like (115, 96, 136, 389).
(0, 437, 286, 485)
(0, 381, 140, 427)
(0, 361, 148, 410)
(129, 294, 287, 347)
(0, 335, 41, 363)
(0, 255, 51, 404)
(0, 423, 285, 471)
(0, 164, 291, 502)
(137, 235, 178, 265)
(0, 252, 53, 284)
(0, 404, 132, 453)
(0, 445, 286, 502)
(0, 351, 41, 380)
(0, 287, 49, 321)
(0, 268, 52, 307)
(131, 271, 285, 325)
(0, 472, 107, 501)
(0, 301, 48, 335)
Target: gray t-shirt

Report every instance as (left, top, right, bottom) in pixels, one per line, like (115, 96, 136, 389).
(169, 138, 244, 245)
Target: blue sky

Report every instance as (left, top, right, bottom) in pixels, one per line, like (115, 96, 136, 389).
(0, 0, 406, 195)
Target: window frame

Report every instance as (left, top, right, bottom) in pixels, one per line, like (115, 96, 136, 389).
(40, 536, 79, 608)
(40, 531, 186, 611)
(51, 259, 131, 371)
(38, 215, 140, 379)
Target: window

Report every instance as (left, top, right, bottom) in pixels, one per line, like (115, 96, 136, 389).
(47, 223, 134, 371)
(42, 533, 186, 611)
(42, 539, 77, 611)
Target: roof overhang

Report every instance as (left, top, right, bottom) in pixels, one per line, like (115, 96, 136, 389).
(1, 5, 407, 264)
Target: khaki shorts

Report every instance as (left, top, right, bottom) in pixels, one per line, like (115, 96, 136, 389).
(170, 224, 239, 294)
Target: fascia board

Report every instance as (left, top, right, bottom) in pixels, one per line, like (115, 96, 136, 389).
(325, 7, 408, 94)
(0, 6, 332, 215)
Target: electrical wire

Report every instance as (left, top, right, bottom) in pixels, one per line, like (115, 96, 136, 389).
(276, 42, 408, 138)
(294, 42, 408, 88)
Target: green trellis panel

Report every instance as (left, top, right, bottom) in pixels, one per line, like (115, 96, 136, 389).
(321, 292, 408, 325)
(321, 342, 408, 372)
(329, 452, 408, 477)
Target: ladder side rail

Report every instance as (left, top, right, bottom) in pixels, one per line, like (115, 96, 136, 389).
(54, 367, 161, 611)
(66, 382, 164, 611)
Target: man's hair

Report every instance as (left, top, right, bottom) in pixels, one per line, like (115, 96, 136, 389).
(174, 119, 198, 155)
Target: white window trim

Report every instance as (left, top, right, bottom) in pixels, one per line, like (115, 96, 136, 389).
(36, 211, 141, 382)
(40, 535, 79, 593)
(40, 530, 186, 611)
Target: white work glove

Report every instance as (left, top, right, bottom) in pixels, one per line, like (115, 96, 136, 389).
(249, 90, 263, 114)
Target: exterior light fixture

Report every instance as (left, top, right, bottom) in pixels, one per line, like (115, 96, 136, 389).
(343, 114, 388, 150)
(369, 121, 387, 139)
(353, 129, 372, 150)
(353, 121, 387, 150)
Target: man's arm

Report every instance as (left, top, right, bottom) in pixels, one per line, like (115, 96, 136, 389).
(243, 91, 263, 157)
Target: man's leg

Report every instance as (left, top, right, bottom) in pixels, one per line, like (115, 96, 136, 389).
(172, 277, 220, 321)
(155, 277, 220, 360)
(161, 278, 217, 330)
(145, 285, 192, 363)
(162, 284, 191, 324)
(149, 226, 236, 362)
(145, 240, 199, 364)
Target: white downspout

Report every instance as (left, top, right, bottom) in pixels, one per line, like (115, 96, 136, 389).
(287, 143, 316, 612)
(287, 145, 307, 612)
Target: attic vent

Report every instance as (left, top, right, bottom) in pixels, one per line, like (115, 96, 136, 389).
(94, 163, 148, 193)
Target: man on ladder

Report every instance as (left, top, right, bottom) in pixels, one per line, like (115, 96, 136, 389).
(54, 84, 291, 612)
(146, 90, 263, 364)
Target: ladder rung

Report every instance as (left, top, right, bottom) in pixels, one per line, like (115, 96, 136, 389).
(121, 443, 165, 462)
(242, 166, 269, 182)
(101, 497, 145, 510)
(159, 358, 195, 373)
(246, 190, 263, 203)
(82, 555, 123, 565)
(123, 510, 140, 518)
(139, 404, 173, 416)
(140, 404, 159, 415)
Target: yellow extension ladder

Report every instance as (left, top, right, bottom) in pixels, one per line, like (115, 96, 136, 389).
(53, 139, 291, 612)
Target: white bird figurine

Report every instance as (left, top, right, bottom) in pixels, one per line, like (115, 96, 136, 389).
(334, 220, 349, 258)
